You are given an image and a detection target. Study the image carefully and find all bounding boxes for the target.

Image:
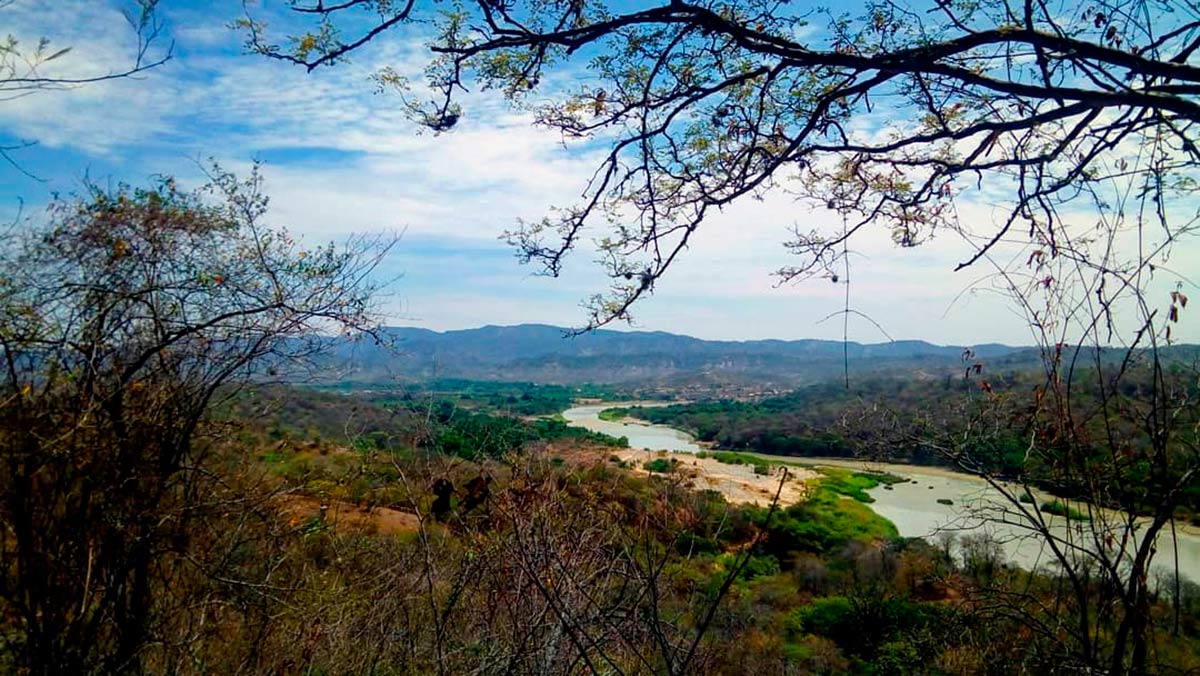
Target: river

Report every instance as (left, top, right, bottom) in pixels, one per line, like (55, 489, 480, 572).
(816, 458, 1200, 583)
(562, 402, 1200, 583)
(561, 402, 703, 453)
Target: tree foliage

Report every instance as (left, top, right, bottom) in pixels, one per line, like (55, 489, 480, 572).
(0, 166, 393, 674)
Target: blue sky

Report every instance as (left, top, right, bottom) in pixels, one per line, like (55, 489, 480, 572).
(2, 0, 1193, 346)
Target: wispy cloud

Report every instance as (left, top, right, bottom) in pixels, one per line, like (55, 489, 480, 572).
(1, 0, 1192, 345)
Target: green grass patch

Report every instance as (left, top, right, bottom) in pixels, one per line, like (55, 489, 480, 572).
(745, 467, 904, 555)
(1040, 500, 1090, 521)
(597, 408, 626, 422)
(804, 485, 899, 541)
(815, 467, 904, 504)
(709, 450, 753, 464)
(644, 458, 676, 473)
(762, 493, 898, 555)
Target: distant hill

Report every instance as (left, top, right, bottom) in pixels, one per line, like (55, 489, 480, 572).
(313, 324, 1042, 387)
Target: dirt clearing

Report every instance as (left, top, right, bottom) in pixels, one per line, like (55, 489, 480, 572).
(277, 494, 421, 536)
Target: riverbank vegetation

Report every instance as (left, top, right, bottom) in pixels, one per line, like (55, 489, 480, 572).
(359, 379, 631, 416)
(643, 457, 677, 473)
(604, 363, 1200, 520)
(1039, 500, 1090, 522)
(12, 357, 1200, 673)
(141, 388, 1200, 672)
(598, 407, 627, 422)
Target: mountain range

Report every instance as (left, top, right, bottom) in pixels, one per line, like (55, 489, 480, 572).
(316, 324, 1042, 387)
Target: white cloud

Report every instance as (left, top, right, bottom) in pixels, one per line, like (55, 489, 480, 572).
(0, 1, 183, 153)
(1, 0, 1196, 346)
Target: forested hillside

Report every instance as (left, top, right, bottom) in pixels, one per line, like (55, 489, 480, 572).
(138, 384, 1200, 673)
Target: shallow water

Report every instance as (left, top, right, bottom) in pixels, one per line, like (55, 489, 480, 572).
(560, 402, 703, 453)
(793, 458, 1200, 584)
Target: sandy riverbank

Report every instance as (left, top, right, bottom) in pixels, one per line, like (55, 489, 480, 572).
(615, 448, 817, 507)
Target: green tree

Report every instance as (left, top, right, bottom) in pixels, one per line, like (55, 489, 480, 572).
(0, 165, 394, 674)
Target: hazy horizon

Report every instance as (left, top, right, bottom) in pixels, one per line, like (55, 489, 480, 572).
(380, 321, 1043, 347)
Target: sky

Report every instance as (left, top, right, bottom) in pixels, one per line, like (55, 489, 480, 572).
(1, 0, 1195, 347)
